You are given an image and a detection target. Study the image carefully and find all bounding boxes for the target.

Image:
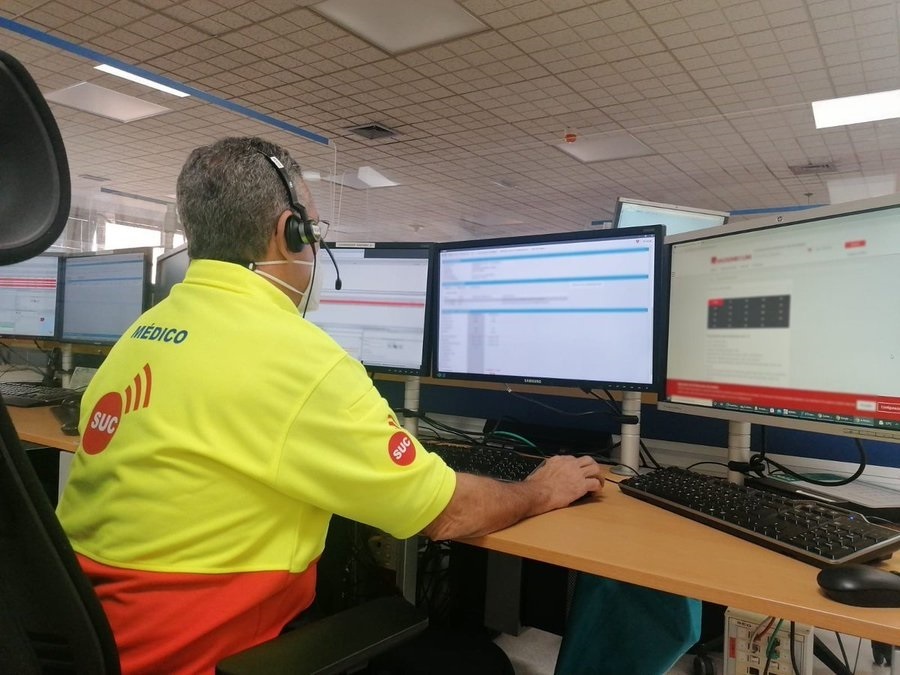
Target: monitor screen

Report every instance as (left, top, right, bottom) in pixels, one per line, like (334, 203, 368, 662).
(0, 255, 62, 339)
(61, 249, 152, 345)
(155, 244, 189, 304)
(432, 226, 666, 392)
(661, 195, 900, 444)
(304, 243, 434, 376)
(614, 197, 728, 237)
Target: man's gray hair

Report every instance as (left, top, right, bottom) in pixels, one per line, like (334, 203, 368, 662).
(176, 137, 307, 264)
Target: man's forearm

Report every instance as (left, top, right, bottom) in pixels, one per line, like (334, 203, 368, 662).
(421, 472, 550, 541)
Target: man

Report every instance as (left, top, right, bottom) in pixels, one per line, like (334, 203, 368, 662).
(57, 136, 604, 674)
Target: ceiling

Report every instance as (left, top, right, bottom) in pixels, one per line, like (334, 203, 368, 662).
(2, 0, 900, 243)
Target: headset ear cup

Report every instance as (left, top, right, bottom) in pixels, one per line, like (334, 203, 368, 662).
(284, 213, 305, 252)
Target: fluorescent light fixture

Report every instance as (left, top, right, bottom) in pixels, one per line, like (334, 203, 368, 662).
(324, 166, 399, 189)
(95, 64, 190, 98)
(301, 170, 322, 182)
(826, 174, 897, 203)
(812, 89, 900, 129)
(313, 0, 486, 54)
(45, 82, 172, 123)
(554, 130, 655, 163)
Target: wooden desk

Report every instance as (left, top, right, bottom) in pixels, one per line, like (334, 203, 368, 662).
(13, 410, 899, 646)
(463, 470, 900, 646)
(9, 406, 79, 453)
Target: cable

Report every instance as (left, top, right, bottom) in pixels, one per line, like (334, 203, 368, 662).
(399, 408, 481, 444)
(755, 427, 867, 487)
(504, 385, 600, 417)
(834, 632, 850, 672)
(580, 387, 640, 424)
(639, 439, 662, 469)
(762, 618, 783, 675)
(484, 430, 537, 448)
(684, 460, 730, 472)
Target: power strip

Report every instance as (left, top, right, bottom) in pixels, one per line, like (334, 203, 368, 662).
(724, 608, 814, 675)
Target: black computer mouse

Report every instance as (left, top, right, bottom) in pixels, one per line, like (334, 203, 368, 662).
(817, 564, 900, 607)
(52, 397, 81, 436)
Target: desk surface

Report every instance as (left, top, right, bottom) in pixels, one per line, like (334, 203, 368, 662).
(9, 405, 79, 453)
(12, 409, 898, 645)
(463, 469, 900, 646)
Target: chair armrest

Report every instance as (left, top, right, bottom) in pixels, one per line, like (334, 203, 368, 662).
(215, 595, 428, 675)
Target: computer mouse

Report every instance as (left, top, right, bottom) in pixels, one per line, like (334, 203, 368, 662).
(817, 564, 900, 607)
(52, 397, 81, 436)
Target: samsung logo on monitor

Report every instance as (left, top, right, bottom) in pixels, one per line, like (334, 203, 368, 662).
(523, 378, 543, 384)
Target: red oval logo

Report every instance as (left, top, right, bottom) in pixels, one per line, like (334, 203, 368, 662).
(82, 392, 123, 455)
(388, 431, 416, 466)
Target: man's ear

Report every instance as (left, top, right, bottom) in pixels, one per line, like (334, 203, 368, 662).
(271, 209, 294, 258)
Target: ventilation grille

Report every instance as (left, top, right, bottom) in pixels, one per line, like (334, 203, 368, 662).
(789, 162, 837, 175)
(348, 123, 396, 140)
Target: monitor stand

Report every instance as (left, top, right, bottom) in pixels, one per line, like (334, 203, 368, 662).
(396, 375, 421, 603)
(727, 420, 751, 485)
(610, 391, 641, 476)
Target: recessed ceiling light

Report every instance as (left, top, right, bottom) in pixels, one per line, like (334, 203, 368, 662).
(313, 0, 487, 54)
(95, 64, 190, 98)
(45, 82, 172, 122)
(554, 130, 655, 163)
(812, 89, 900, 129)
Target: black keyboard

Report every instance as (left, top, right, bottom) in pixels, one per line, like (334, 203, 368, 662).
(425, 440, 544, 482)
(620, 467, 900, 567)
(0, 381, 79, 408)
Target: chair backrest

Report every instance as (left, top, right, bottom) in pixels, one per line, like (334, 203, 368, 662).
(0, 403, 121, 673)
(0, 49, 119, 673)
(0, 50, 70, 265)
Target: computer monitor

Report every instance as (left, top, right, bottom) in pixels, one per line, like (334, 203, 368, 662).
(61, 249, 152, 345)
(304, 242, 434, 376)
(155, 244, 189, 304)
(660, 193, 900, 445)
(613, 197, 728, 237)
(432, 226, 667, 392)
(0, 254, 62, 339)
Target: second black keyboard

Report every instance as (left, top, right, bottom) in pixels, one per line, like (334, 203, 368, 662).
(620, 466, 900, 567)
(0, 381, 79, 408)
(425, 440, 544, 482)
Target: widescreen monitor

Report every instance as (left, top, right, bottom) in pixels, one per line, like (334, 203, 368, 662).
(432, 226, 666, 392)
(0, 254, 62, 339)
(155, 244, 189, 304)
(61, 249, 152, 345)
(660, 194, 900, 444)
(305, 242, 434, 376)
(614, 197, 728, 237)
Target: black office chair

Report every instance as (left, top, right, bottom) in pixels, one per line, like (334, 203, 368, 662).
(0, 48, 427, 675)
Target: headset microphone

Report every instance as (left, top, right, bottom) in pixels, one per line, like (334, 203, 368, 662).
(320, 240, 343, 290)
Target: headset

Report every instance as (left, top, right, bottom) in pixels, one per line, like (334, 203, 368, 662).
(260, 152, 343, 290)
(262, 153, 320, 252)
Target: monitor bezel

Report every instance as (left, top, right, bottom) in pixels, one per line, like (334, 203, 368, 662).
(314, 241, 435, 377)
(430, 225, 668, 393)
(658, 193, 900, 445)
(60, 247, 153, 346)
(0, 252, 64, 340)
(154, 243, 189, 305)
(612, 197, 729, 237)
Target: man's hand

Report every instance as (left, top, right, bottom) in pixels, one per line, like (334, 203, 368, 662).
(422, 454, 605, 541)
(524, 454, 605, 515)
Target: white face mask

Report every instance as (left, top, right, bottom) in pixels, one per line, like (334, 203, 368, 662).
(252, 259, 323, 314)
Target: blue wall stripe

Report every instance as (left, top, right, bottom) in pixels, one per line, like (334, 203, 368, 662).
(0, 17, 330, 146)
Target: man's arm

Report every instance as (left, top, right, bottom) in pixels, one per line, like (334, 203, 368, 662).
(421, 454, 604, 541)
